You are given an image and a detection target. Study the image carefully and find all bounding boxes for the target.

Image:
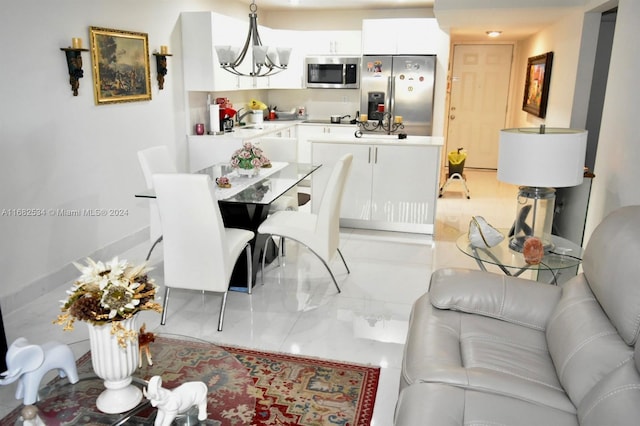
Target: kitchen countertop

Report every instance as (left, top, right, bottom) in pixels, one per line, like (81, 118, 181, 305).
(198, 119, 358, 141)
(308, 134, 444, 146)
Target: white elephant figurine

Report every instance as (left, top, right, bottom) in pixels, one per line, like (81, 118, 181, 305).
(143, 375, 208, 426)
(0, 337, 79, 405)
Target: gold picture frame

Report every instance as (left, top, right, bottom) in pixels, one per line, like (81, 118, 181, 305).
(89, 27, 151, 105)
(522, 52, 553, 118)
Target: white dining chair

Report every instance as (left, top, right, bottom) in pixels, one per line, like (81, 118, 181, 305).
(256, 137, 299, 212)
(153, 173, 255, 331)
(137, 146, 177, 260)
(258, 153, 353, 293)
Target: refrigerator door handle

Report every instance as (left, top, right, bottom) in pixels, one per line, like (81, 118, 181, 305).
(387, 76, 394, 118)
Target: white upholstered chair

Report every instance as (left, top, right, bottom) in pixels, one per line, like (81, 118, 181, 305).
(137, 146, 177, 260)
(153, 173, 255, 331)
(256, 137, 299, 212)
(257, 153, 353, 293)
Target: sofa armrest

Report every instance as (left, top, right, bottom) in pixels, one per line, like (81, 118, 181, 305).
(429, 268, 562, 331)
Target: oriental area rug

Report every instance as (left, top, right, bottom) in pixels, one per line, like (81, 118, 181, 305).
(2, 336, 380, 426)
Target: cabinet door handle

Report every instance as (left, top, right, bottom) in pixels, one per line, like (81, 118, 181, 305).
(368, 147, 372, 163)
(374, 147, 378, 164)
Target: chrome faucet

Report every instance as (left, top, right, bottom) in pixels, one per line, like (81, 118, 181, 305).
(237, 108, 259, 124)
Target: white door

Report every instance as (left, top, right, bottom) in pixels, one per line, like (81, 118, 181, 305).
(447, 44, 513, 169)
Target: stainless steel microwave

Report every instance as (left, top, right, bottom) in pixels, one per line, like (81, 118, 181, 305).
(304, 56, 360, 89)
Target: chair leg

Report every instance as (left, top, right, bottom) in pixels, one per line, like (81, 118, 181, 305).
(337, 248, 350, 274)
(217, 291, 228, 331)
(160, 287, 170, 325)
(145, 236, 163, 261)
(245, 244, 253, 294)
(261, 236, 273, 285)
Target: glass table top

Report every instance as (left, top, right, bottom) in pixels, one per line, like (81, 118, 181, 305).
(8, 334, 255, 426)
(135, 162, 320, 206)
(456, 230, 583, 276)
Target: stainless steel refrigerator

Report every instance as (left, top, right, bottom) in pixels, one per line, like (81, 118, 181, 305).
(360, 55, 436, 136)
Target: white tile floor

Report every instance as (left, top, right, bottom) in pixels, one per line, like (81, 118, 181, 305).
(0, 170, 518, 424)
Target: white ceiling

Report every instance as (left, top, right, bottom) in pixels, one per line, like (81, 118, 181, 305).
(243, 0, 592, 41)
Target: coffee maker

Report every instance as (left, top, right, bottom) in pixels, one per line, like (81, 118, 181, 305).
(221, 117, 234, 132)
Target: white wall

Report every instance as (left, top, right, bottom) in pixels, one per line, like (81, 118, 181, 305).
(507, 0, 640, 242)
(583, 0, 640, 240)
(508, 12, 585, 128)
(0, 0, 246, 304)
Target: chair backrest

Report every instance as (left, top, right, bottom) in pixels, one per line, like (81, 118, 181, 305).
(137, 146, 177, 241)
(137, 146, 177, 189)
(545, 205, 640, 410)
(315, 154, 353, 259)
(152, 173, 232, 292)
(256, 137, 298, 163)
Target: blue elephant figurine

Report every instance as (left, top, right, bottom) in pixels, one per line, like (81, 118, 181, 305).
(0, 337, 79, 405)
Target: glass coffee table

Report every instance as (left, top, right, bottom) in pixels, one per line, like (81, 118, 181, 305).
(6, 334, 256, 425)
(456, 230, 583, 284)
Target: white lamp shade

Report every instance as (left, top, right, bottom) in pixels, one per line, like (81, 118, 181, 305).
(497, 128, 587, 188)
(253, 46, 268, 65)
(214, 45, 231, 64)
(276, 47, 292, 66)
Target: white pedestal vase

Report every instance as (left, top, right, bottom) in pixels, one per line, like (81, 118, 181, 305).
(237, 167, 258, 177)
(87, 315, 142, 414)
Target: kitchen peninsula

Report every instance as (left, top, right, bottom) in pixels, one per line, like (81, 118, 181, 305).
(311, 134, 443, 234)
(187, 121, 442, 235)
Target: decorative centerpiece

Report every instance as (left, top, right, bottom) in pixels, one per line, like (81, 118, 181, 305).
(230, 141, 270, 176)
(53, 257, 162, 414)
(215, 176, 231, 188)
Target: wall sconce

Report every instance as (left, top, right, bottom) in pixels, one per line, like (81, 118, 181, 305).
(60, 38, 88, 96)
(153, 46, 172, 90)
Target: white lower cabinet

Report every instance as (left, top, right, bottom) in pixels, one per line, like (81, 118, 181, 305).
(311, 141, 441, 234)
(297, 124, 357, 163)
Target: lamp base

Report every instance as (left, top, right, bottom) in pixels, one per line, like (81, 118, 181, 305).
(509, 186, 556, 253)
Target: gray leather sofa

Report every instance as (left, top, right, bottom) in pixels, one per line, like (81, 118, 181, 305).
(395, 205, 640, 425)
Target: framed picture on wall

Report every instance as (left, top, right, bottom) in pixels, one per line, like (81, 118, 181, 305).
(522, 52, 553, 118)
(89, 27, 151, 105)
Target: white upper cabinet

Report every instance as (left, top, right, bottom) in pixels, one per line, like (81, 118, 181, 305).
(181, 12, 246, 91)
(362, 18, 446, 55)
(265, 29, 305, 90)
(304, 31, 362, 55)
(182, 12, 308, 91)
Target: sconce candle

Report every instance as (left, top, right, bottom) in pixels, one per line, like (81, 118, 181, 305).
(394, 115, 403, 124)
(360, 114, 368, 122)
(72, 38, 82, 49)
(160, 45, 168, 55)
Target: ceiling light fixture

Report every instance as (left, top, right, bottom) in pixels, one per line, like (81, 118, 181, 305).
(215, 0, 291, 77)
(486, 31, 502, 38)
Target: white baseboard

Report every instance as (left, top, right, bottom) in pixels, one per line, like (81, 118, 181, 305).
(1, 228, 149, 316)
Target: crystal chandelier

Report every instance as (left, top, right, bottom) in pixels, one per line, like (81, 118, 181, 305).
(215, 0, 291, 77)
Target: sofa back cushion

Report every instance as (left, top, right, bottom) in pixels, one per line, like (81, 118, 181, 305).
(582, 205, 640, 345)
(546, 275, 634, 406)
(546, 206, 640, 407)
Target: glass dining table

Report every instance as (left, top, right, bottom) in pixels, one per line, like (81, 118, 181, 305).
(135, 162, 321, 291)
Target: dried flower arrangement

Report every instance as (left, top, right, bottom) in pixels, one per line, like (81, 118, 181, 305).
(53, 257, 162, 347)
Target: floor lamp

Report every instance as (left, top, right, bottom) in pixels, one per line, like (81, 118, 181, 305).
(497, 127, 587, 252)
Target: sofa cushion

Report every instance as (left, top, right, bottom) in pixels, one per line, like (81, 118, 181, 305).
(547, 274, 635, 407)
(394, 382, 579, 426)
(402, 292, 575, 413)
(577, 352, 640, 426)
(430, 268, 562, 330)
(582, 205, 640, 346)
